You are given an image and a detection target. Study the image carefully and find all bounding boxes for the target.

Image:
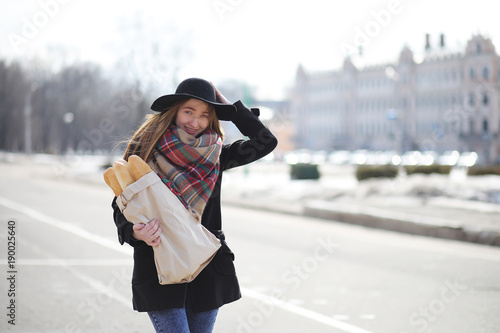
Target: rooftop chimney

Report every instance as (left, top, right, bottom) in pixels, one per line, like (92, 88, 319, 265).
(425, 33, 431, 51)
(440, 34, 445, 48)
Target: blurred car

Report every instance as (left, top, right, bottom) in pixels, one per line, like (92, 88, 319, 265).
(311, 150, 328, 164)
(400, 151, 422, 165)
(420, 151, 438, 165)
(284, 149, 312, 164)
(328, 150, 351, 164)
(373, 150, 399, 165)
(457, 152, 478, 167)
(349, 150, 369, 165)
(437, 150, 460, 166)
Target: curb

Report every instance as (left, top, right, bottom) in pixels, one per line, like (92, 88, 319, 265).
(303, 200, 500, 247)
(223, 199, 500, 247)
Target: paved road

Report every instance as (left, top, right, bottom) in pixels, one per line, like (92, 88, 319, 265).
(1, 160, 499, 332)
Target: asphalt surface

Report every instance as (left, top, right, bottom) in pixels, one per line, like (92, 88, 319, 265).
(1, 154, 500, 333)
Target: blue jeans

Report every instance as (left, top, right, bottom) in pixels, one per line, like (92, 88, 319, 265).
(147, 297, 218, 333)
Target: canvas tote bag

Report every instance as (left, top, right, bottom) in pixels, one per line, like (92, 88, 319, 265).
(115, 171, 221, 284)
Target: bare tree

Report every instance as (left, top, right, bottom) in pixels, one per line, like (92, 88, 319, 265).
(0, 60, 29, 152)
(0, 12, 193, 156)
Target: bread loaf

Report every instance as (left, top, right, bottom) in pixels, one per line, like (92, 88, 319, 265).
(129, 155, 152, 179)
(113, 160, 136, 190)
(103, 167, 123, 197)
(116, 159, 130, 168)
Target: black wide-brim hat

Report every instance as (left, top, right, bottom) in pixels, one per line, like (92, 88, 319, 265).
(151, 78, 237, 121)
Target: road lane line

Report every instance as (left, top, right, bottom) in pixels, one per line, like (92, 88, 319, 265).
(1, 259, 133, 266)
(0, 196, 131, 255)
(1, 196, 378, 331)
(47, 257, 132, 308)
(20, 241, 133, 309)
(67, 263, 131, 307)
(241, 287, 376, 333)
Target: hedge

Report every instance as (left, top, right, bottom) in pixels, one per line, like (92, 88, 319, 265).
(290, 163, 320, 180)
(467, 166, 500, 176)
(355, 165, 399, 181)
(404, 165, 452, 175)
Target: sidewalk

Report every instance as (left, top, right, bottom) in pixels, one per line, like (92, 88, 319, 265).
(221, 164, 500, 247)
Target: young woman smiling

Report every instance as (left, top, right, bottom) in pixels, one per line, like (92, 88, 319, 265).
(112, 77, 278, 332)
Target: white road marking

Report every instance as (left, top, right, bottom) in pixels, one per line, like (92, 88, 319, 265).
(0, 258, 133, 266)
(0, 196, 132, 255)
(241, 287, 376, 333)
(0, 197, 134, 309)
(47, 257, 132, 307)
(16, 240, 132, 308)
(1, 196, 378, 332)
(68, 265, 132, 307)
(360, 314, 376, 320)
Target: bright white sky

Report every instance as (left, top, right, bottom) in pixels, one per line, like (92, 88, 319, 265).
(1, 0, 498, 100)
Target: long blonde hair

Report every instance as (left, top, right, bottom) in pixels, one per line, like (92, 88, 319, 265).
(124, 99, 224, 161)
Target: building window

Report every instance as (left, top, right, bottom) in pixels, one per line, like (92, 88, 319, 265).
(483, 93, 489, 106)
(469, 68, 475, 79)
(483, 67, 490, 80)
(469, 93, 474, 107)
(483, 119, 489, 133)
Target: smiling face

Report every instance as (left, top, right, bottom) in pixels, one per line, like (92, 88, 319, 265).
(175, 98, 211, 137)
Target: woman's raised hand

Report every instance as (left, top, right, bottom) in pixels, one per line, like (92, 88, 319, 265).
(211, 82, 231, 105)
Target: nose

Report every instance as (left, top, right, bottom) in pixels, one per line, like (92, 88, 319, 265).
(188, 116, 200, 128)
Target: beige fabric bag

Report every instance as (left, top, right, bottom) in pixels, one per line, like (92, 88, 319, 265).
(115, 171, 221, 285)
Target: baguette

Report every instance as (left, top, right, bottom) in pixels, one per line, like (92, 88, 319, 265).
(116, 159, 130, 168)
(129, 155, 152, 179)
(113, 160, 136, 190)
(103, 167, 123, 197)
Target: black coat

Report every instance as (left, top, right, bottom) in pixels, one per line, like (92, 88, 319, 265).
(112, 101, 278, 313)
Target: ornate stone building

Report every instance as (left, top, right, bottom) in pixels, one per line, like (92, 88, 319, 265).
(289, 34, 500, 164)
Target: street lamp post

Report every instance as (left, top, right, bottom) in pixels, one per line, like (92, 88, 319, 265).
(386, 108, 406, 154)
(24, 91, 32, 155)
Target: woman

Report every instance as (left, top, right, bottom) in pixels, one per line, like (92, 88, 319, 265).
(112, 77, 278, 332)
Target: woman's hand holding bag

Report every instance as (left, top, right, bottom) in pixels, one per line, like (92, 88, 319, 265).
(103, 155, 221, 285)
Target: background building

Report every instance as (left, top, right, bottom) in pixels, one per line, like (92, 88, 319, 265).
(289, 34, 500, 164)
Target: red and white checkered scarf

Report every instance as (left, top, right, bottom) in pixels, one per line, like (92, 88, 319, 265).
(150, 125, 222, 220)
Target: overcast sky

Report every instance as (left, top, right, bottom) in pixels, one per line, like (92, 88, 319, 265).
(2, 0, 499, 100)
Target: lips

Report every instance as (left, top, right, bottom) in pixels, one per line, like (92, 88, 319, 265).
(184, 126, 198, 135)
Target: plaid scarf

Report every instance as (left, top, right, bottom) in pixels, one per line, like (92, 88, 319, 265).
(151, 125, 222, 220)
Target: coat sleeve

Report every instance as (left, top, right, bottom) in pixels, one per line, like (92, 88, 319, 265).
(220, 100, 278, 170)
(111, 197, 144, 247)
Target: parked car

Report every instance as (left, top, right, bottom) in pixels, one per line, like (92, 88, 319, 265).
(349, 150, 369, 165)
(377, 151, 400, 165)
(284, 149, 312, 165)
(437, 150, 460, 166)
(420, 151, 438, 165)
(457, 152, 478, 167)
(311, 150, 328, 164)
(328, 150, 351, 165)
(400, 151, 422, 166)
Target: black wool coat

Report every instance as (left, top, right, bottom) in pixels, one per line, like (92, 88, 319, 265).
(112, 101, 278, 313)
